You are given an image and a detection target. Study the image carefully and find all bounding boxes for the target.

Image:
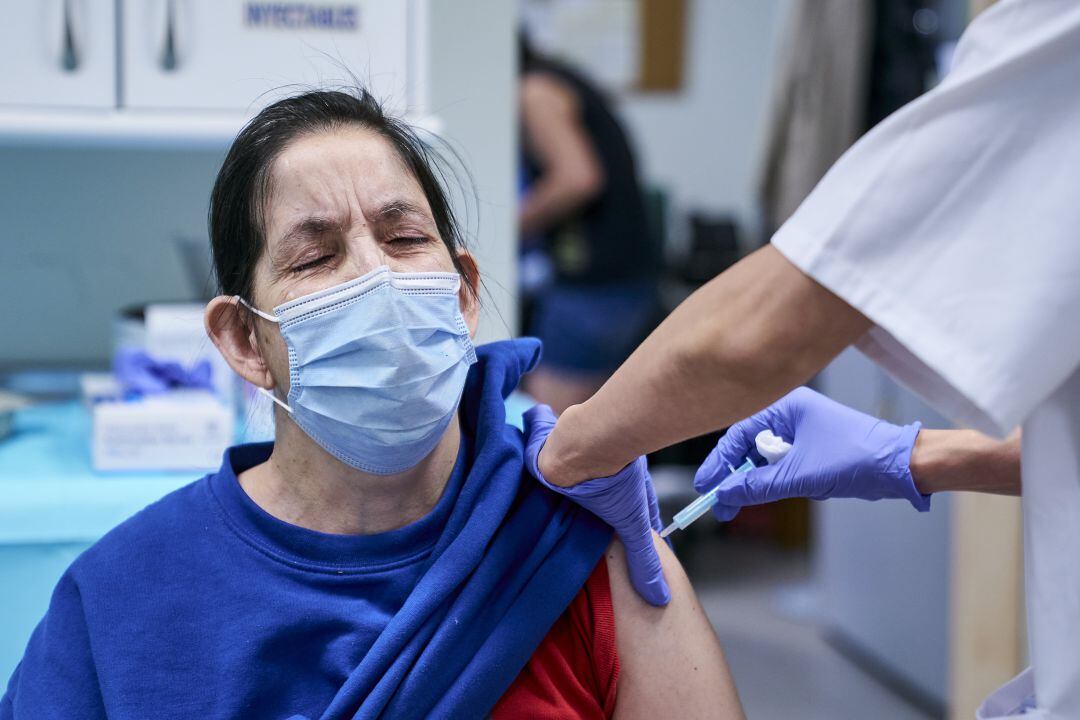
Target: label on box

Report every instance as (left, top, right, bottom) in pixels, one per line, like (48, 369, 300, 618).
(91, 393, 233, 472)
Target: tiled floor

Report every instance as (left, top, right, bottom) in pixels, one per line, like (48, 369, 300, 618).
(678, 536, 937, 720)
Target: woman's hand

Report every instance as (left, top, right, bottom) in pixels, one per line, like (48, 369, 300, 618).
(695, 387, 930, 521)
(523, 405, 671, 607)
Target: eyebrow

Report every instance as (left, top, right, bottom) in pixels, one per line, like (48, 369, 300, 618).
(271, 198, 433, 259)
(273, 216, 342, 259)
(373, 199, 431, 223)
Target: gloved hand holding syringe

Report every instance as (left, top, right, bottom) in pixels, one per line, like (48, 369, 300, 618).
(660, 429, 792, 538)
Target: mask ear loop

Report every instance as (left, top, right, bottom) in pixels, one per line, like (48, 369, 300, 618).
(234, 295, 280, 323)
(234, 295, 294, 415)
(256, 386, 294, 415)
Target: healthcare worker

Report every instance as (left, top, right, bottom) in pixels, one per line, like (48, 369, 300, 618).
(523, 2, 1080, 717)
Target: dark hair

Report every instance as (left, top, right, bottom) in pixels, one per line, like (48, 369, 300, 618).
(518, 28, 539, 74)
(208, 87, 471, 303)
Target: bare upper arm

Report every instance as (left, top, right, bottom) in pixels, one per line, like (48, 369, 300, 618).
(520, 73, 604, 197)
(607, 533, 745, 720)
(539, 246, 873, 485)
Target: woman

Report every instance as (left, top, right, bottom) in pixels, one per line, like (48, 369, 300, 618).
(518, 33, 660, 414)
(1, 89, 741, 719)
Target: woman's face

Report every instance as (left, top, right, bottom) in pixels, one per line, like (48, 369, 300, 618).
(247, 125, 478, 396)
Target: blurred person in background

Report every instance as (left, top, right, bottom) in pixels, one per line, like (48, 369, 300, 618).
(518, 32, 660, 414)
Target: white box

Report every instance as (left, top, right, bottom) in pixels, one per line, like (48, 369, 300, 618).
(144, 304, 236, 407)
(91, 391, 233, 472)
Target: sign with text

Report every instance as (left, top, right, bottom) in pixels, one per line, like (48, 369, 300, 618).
(244, 4, 360, 31)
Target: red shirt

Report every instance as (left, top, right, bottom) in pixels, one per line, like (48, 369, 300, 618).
(492, 558, 619, 719)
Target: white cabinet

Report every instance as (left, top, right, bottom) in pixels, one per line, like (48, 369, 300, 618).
(0, 0, 428, 146)
(120, 0, 412, 113)
(815, 347, 951, 706)
(0, 0, 117, 108)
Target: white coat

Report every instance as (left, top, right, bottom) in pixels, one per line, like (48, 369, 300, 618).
(771, 1, 1080, 716)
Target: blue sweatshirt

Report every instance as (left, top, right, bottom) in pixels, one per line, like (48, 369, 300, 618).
(1, 339, 610, 719)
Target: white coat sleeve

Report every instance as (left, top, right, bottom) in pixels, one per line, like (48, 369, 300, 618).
(772, 0, 1080, 437)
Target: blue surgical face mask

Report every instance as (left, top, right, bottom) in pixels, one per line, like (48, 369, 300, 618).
(237, 265, 477, 475)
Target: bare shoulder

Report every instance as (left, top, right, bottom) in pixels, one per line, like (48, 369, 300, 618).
(606, 533, 745, 720)
(520, 72, 578, 117)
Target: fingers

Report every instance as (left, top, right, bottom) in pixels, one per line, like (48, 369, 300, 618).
(522, 404, 558, 481)
(710, 465, 785, 508)
(625, 457, 664, 535)
(694, 413, 771, 494)
(522, 403, 557, 435)
(617, 523, 671, 606)
(694, 408, 788, 521)
(645, 483, 662, 534)
(644, 474, 663, 533)
(691, 425, 760, 498)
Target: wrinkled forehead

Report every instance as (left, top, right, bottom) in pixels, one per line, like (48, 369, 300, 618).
(263, 126, 434, 238)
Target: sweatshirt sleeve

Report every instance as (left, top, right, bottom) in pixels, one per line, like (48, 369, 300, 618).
(1, 571, 107, 719)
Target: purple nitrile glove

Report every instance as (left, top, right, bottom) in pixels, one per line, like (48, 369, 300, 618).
(523, 404, 670, 607)
(113, 349, 214, 397)
(695, 387, 930, 521)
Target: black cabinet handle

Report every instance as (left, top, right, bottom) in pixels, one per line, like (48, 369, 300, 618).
(161, 0, 179, 71)
(61, 0, 80, 72)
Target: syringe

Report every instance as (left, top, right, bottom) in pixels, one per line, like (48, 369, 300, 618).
(659, 429, 792, 539)
(659, 458, 755, 538)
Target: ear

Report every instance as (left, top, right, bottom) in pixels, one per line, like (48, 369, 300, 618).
(456, 251, 481, 338)
(205, 295, 275, 389)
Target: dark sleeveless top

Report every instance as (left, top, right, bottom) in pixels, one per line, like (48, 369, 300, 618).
(523, 59, 658, 285)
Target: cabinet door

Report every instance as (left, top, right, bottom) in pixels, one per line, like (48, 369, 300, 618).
(121, 0, 410, 112)
(0, 0, 117, 108)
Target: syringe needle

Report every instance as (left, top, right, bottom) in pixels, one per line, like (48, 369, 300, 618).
(659, 430, 792, 539)
(661, 459, 754, 538)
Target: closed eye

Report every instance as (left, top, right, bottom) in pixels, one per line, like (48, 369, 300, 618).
(390, 236, 431, 247)
(290, 255, 333, 274)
